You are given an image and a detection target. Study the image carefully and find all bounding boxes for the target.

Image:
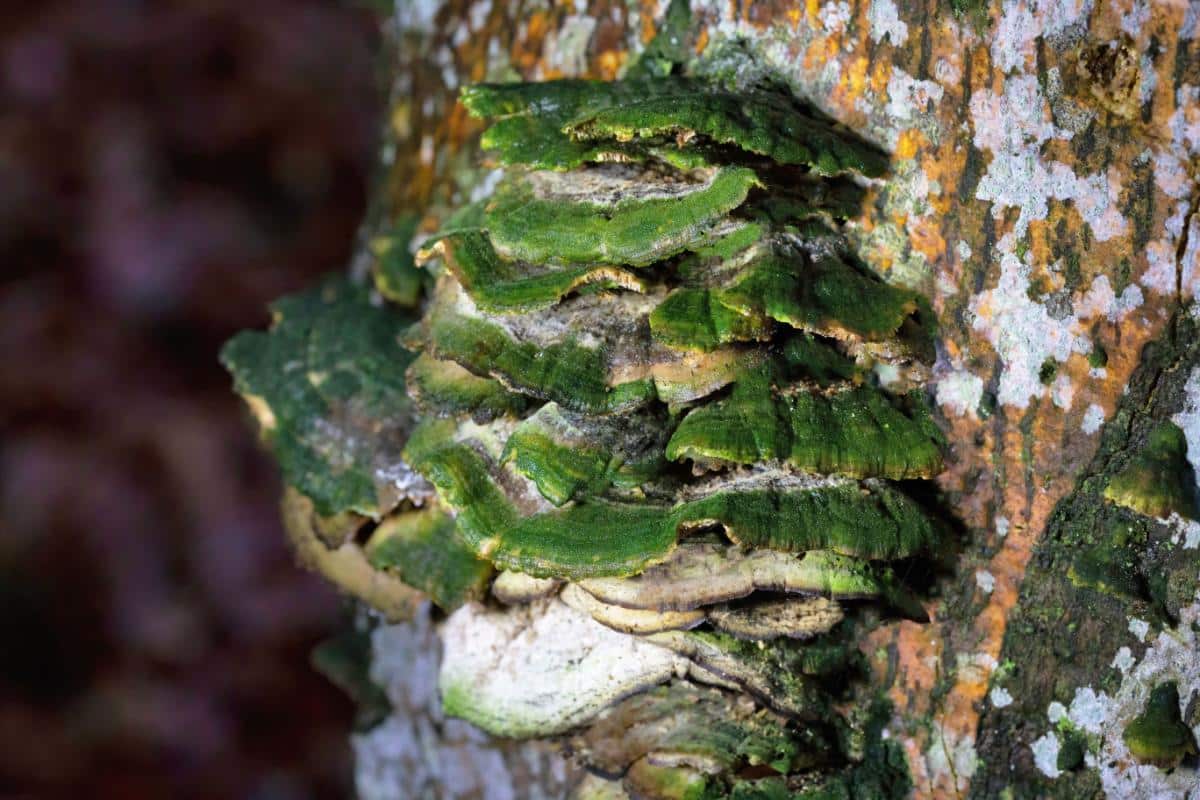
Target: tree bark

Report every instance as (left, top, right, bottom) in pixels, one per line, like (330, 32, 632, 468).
(328, 1, 1200, 797)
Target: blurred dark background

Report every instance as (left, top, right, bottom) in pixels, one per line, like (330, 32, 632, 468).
(1, 1, 385, 797)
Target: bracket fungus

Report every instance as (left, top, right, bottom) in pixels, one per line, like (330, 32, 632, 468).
(1121, 682, 1198, 767)
(222, 22, 950, 798)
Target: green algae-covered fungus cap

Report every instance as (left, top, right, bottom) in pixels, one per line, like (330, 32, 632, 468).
(1122, 682, 1198, 766)
(227, 38, 950, 797)
(1104, 422, 1200, 520)
(221, 277, 423, 518)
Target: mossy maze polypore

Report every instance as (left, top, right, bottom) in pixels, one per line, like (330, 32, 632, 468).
(220, 278, 424, 518)
(225, 53, 943, 800)
(460, 77, 888, 177)
(1121, 682, 1198, 767)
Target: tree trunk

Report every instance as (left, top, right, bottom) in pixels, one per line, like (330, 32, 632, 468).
(250, 1, 1200, 797)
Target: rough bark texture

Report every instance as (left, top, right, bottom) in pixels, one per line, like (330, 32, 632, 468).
(308, 0, 1200, 797)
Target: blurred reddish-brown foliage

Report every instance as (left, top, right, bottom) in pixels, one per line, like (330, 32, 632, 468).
(0, 1, 383, 797)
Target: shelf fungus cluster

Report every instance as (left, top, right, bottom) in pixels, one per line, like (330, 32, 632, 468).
(223, 69, 950, 799)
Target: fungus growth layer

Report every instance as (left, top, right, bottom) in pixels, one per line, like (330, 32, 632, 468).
(222, 26, 950, 799)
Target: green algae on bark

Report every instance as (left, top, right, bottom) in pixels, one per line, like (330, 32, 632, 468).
(422, 278, 758, 413)
(405, 415, 939, 580)
(719, 248, 934, 361)
(404, 422, 676, 578)
(220, 277, 422, 517)
(1066, 514, 1148, 600)
(676, 482, 939, 564)
(652, 243, 935, 364)
(461, 79, 678, 171)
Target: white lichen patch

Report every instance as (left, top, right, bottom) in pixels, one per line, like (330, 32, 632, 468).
(990, 0, 1093, 75)
(1173, 367, 1200, 494)
(867, 0, 908, 45)
(817, 1, 852, 33)
(969, 251, 1088, 408)
(395, 0, 444, 33)
(1083, 403, 1106, 434)
(540, 15, 597, 78)
(1051, 372, 1076, 410)
(1076, 275, 1144, 323)
(996, 516, 1010, 538)
(924, 723, 978, 793)
(1142, 234, 1184, 297)
(955, 651, 999, 686)
(468, 168, 504, 204)
(1171, 85, 1200, 154)
(1143, 86, 1200, 302)
(935, 57, 961, 88)
(1128, 617, 1151, 642)
(970, 238, 1144, 410)
(1030, 686, 1115, 781)
(883, 68, 944, 140)
(1161, 511, 1200, 548)
(990, 686, 1014, 708)
(1067, 686, 1111, 734)
(1111, 646, 1135, 674)
(437, 598, 688, 738)
(970, 75, 1129, 241)
(1031, 731, 1062, 779)
(975, 569, 996, 594)
(935, 366, 984, 418)
(1117, 0, 1151, 37)
(1186, 1, 1200, 40)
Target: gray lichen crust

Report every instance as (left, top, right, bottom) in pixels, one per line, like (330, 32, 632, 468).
(221, 6, 949, 798)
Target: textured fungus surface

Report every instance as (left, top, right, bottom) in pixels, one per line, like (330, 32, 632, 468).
(221, 278, 424, 518)
(223, 0, 1200, 795)
(227, 14, 945, 791)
